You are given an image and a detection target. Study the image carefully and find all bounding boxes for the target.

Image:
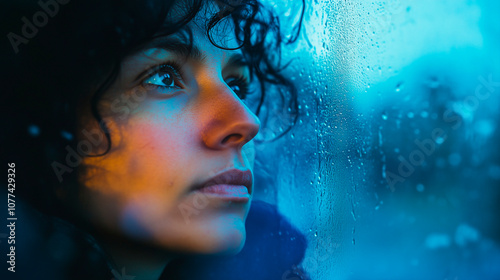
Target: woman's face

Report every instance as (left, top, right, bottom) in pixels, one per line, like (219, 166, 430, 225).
(77, 18, 260, 255)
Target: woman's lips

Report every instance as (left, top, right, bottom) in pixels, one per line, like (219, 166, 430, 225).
(196, 184, 250, 202)
(192, 169, 252, 202)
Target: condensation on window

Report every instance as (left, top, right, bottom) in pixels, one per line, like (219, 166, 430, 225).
(258, 0, 500, 279)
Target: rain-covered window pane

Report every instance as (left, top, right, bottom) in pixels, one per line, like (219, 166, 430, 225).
(266, 0, 500, 279)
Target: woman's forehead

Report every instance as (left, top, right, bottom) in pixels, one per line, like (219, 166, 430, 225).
(130, 17, 243, 65)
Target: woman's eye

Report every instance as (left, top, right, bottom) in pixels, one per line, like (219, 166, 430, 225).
(226, 76, 250, 100)
(143, 64, 182, 92)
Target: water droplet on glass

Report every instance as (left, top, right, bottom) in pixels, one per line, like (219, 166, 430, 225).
(435, 136, 445, 145)
(381, 112, 388, 120)
(60, 131, 73, 141)
(28, 124, 41, 137)
(395, 82, 404, 92)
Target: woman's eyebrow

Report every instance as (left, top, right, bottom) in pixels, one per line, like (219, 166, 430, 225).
(226, 53, 249, 68)
(146, 37, 247, 68)
(149, 37, 206, 62)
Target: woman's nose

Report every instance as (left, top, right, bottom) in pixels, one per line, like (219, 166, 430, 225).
(201, 84, 261, 150)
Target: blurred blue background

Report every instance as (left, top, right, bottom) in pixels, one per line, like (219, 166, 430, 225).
(254, 0, 500, 279)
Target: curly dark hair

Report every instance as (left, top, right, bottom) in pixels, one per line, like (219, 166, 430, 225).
(1, 0, 304, 215)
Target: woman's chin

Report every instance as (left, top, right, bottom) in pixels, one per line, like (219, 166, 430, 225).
(210, 225, 247, 256)
(135, 213, 248, 256)
(182, 216, 247, 255)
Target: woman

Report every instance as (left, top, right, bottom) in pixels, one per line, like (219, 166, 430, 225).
(1, 0, 307, 279)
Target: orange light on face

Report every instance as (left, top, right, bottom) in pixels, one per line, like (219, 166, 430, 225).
(76, 17, 259, 255)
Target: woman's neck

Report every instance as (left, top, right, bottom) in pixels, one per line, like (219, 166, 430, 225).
(101, 238, 172, 280)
